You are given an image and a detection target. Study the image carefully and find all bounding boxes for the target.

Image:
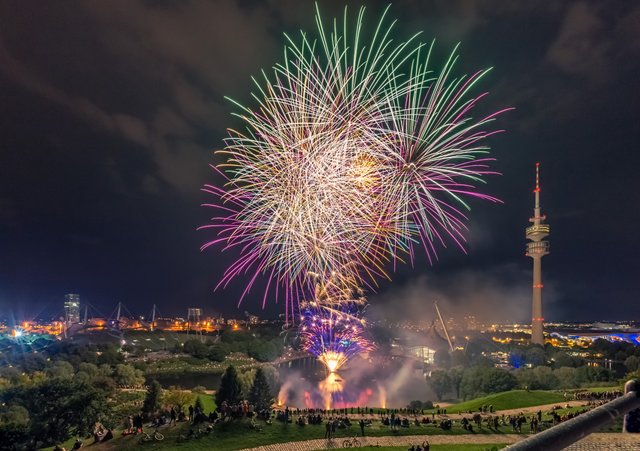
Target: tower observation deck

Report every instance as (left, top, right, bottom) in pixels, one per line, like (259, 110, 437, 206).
(526, 163, 550, 346)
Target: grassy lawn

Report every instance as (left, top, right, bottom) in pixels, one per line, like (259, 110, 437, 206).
(196, 394, 216, 413)
(45, 419, 512, 451)
(441, 390, 565, 414)
(124, 330, 195, 350)
(43, 387, 622, 450)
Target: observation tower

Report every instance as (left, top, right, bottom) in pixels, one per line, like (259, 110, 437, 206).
(526, 163, 550, 345)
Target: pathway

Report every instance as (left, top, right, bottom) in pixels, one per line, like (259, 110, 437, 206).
(240, 433, 640, 451)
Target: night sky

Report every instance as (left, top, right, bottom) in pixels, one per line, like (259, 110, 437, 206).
(1, 1, 639, 322)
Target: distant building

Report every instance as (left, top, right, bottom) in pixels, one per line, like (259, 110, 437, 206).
(187, 308, 203, 334)
(391, 322, 449, 366)
(64, 294, 81, 324)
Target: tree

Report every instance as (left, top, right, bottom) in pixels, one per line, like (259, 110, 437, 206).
(552, 352, 579, 368)
(163, 388, 194, 413)
(46, 360, 74, 379)
(426, 370, 451, 401)
(77, 362, 99, 378)
(575, 365, 612, 385)
(447, 367, 464, 399)
(515, 368, 538, 390)
(97, 345, 123, 365)
(461, 367, 517, 400)
(625, 355, 640, 373)
(554, 367, 578, 389)
(407, 400, 423, 410)
(249, 368, 274, 411)
(143, 380, 163, 417)
(113, 364, 145, 387)
(434, 350, 451, 369)
(183, 339, 209, 359)
(215, 366, 243, 409)
(0, 405, 29, 447)
(532, 366, 559, 390)
(208, 344, 229, 362)
(260, 365, 280, 393)
(480, 367, 518, 394)
(1, 378, 109, 448)
(450, 350, 470, 368)
(525, 347, 546, 366)
(238, 369, 256, 397)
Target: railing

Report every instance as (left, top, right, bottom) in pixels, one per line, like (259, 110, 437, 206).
(505, 379, 640, 451)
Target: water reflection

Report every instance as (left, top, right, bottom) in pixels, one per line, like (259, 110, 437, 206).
(153, 355, 432, 410)
(318, 372, 344, 410)
(277, 357, 424, 410)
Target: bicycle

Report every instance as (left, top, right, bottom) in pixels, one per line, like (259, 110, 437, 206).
(138, 428, 164, 444)
(342, 434, 361, 448)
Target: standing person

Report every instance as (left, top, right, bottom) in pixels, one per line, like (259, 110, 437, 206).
(188, 405, 194, 422)
(170, 407, 176, 425)
(325, 420, 331, 439)
(359, 418, 365, 436)
(423, 440, 430, 451)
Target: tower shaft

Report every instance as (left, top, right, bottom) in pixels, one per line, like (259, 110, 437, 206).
(531, 256, 543, 344)
(525, 163, 550, 346)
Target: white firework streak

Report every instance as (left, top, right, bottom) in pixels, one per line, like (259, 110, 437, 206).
(200, 5, 509, 317)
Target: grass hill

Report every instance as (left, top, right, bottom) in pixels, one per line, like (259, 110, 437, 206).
(443, 390, 566, 413)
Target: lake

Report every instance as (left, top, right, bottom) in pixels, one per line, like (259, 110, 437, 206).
(148, 355, 435, 409)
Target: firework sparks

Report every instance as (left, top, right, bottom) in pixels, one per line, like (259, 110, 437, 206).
(298, 298, 373, 373)
(201, 5, 508, 324)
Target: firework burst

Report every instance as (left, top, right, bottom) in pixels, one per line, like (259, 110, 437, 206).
(201, 5, 508, 323)
(298, 297, 373, 373)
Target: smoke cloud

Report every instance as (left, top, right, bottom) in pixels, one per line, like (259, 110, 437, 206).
(368, 263, 560, 325)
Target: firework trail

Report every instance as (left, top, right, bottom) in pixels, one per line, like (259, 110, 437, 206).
(201, 5, 508, 324)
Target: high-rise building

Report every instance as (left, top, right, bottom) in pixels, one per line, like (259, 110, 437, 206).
(187, 308, 202, 335)
(64, 293, 81, 324)
(187, 308, 202, 323)
(525, 163, 550, 345)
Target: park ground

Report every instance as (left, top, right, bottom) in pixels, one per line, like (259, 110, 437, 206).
(44, 386, 640, 451)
